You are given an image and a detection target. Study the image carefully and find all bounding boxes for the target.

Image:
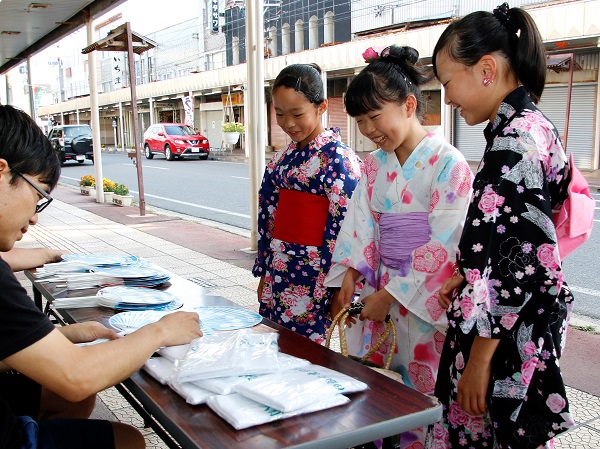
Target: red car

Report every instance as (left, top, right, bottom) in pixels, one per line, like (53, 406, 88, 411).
(143, 123, 210, 160)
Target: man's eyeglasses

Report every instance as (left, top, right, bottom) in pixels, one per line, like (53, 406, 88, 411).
(13, 170, 53, 213)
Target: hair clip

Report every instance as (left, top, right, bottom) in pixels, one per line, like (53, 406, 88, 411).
(294, 77, 301, 92)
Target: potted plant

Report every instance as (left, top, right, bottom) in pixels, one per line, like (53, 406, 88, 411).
(112, 183, 133, 207)
(222, 121, 245, 145)
(102, 178, 116, 203)
(79, 174, 95, 195)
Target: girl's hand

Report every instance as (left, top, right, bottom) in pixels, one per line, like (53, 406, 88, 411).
(338, 269, 360, 326)
(457, 336, 499, 416)
(257, 276, 265, 303)
(438, 275, 463, 309)
(360, 289, 396, 323)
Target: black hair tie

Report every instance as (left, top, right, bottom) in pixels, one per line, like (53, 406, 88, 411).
(493, 2, 520, 36)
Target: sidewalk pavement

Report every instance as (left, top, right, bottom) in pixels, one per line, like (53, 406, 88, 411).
(14, 174, 600, 448)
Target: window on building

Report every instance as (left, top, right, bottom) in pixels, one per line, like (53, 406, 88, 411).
(282, 23, 290, 55)
(232, 36, 240, 65)
(324, 11, 334, 44)
(295, 20, 304, 52)
(309, 16, 318, 49)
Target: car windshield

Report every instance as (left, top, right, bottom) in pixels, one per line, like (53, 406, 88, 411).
(165, 125, 195, 135)
(64, 126, 92, 138)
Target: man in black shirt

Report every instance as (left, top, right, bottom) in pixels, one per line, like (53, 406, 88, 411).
(0, 105, 203, 449)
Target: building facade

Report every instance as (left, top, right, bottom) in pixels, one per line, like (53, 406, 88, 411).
(37, 0, 600, 169)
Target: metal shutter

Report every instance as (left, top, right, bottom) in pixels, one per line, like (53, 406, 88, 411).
(537, 84, 596, 169)
(454, 84, 597, 168)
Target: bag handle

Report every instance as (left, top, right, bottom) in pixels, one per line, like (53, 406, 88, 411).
(326, 305, 397, 370)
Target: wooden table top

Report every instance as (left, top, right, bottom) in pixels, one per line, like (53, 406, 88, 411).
(29, 269, 441, 449)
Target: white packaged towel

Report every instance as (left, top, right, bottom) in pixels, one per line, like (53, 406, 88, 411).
(168, 379, 216, 405)
(234, 364, 368, 413)
(143, 357, 176, 385)
(194, 353, 311, 395)
(207, 392, 350, 430)
(175, 329, 279, 382)
(157, 344, 189, 362)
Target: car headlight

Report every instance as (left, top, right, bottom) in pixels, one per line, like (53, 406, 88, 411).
(201, 140, 208, 144)
(173, 139, 184, 144)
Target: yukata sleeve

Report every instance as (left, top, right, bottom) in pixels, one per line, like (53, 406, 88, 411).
(385, 154, 473, 328)
(460, 125, 567, 340)
(320, 145, 363, 276)
(252, 166, 279, 277)
(324, 171, 378, 288)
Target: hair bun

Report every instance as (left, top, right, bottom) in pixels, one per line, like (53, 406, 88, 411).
(387, 45, 419, 65)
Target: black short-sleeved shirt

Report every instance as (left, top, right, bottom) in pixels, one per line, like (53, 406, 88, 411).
(0, 258, 55, 449)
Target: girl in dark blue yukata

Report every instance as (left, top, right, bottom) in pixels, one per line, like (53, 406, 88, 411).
(253, 63, 362, 344)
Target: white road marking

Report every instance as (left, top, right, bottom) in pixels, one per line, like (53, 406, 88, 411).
(231, 176, 249, 180)
(128, 190, 251, 218)
(569, 285, 600, 297)
(60, 176, 250, 219)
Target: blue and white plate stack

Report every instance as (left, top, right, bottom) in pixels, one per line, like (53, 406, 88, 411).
(96, 286, 183, 311)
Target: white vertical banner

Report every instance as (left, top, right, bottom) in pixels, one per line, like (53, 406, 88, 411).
(182, 95, 194, 127)
(112, 55, 123, 89)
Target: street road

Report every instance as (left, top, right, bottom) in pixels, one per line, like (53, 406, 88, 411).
(58, 153, 600, 324)
(58, 153, 252, 230)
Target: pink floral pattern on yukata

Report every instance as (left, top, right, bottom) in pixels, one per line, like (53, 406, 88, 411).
(432, 87, 574, 449)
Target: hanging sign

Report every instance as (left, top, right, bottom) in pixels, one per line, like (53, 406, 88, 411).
(211, 0, 219, 34)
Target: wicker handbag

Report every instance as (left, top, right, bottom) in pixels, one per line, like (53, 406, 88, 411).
(326, 303, 404, 384)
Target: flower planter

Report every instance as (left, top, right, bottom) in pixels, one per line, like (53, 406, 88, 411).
(104, 192, 114, 203)
(223, 132, 240, 145)
(80, 186, 95, 196)
(112, 194, 133, 207)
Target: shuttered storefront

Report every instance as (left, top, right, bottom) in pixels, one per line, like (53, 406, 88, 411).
(326, 97, 348, 142)
(454, 84, 597, 169)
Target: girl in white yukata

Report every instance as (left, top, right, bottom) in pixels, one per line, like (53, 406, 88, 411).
(324, 45, 473, 448)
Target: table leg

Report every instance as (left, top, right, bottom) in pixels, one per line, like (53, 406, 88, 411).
(33, 284, 43, 311)
(114, 383, 181, 449)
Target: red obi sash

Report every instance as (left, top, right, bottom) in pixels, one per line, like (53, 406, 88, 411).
(273, 189, 329, 246)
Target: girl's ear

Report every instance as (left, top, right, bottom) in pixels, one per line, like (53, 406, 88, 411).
(479, 54, 498, 83)
(0, 159, 8, 176)
(405, 95, 418, 118)
(317, 98, 329, 116)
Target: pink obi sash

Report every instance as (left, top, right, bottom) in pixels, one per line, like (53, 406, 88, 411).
(379, 212, 430, 271)
(273, 189, 329, 246)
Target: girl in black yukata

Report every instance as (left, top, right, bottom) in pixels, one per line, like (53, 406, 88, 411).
(429, 3, 574, 448)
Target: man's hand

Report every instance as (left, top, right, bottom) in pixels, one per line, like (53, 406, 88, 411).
(60, 321, 119, 344)
(151, 311, 202, 347)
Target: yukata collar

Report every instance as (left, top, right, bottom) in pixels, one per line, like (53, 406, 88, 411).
(484, 86, 533, 142)
(292, 128, 341, 152)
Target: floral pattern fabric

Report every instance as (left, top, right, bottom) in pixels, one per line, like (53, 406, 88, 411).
(324, 133, 473, 448)
(433, 87, 574, 449)
(253, 129, 362, 343)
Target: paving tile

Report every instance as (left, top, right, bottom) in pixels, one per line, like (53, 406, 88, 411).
(565, 386, 600, 424)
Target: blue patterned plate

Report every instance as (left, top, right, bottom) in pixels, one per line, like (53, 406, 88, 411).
(190, 306, 262, 331)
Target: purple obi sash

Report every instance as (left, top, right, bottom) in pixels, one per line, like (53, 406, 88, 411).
(379, 212, 430, 271)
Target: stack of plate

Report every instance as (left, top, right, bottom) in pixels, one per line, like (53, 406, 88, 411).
(89, 266, 171, 288)
(97, 286, 182, 311)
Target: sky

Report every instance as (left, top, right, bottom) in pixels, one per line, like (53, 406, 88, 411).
(97, 0, 201, 35)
